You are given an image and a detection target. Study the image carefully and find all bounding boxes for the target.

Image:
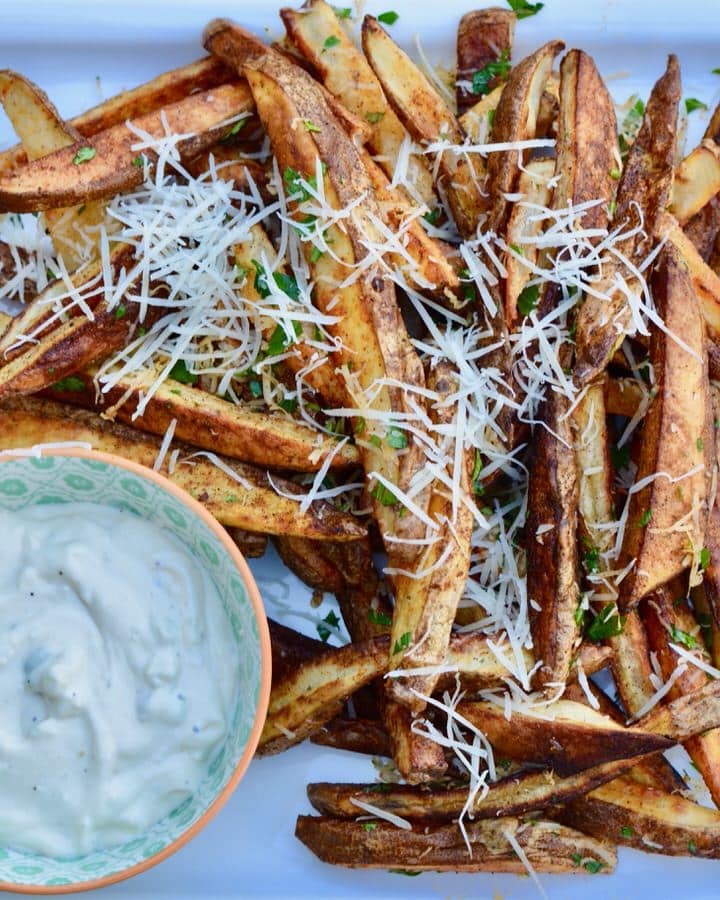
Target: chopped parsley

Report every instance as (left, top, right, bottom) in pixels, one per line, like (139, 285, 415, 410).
(700, 547, 712, 571)
(378, 11, 399, 25)
(361, 822, 377, 832)
(221, 118, 247, 141)
(249, 379, 263, 399)
(583, 544, 601, 574)
(283, 166, 317, 201)
(365, 110, 385, 124)
(621, 826, 634, 838)
(517, 283, 540, 316)
(586, 603, 626, 642)
(698, 437, 705, 451)
(369, 434, 382, 448)
(386, 426, 408, 449)
(251, 259, 300, 300)
(609, 167, 622, 180)
(685, 98, 708, 114)
(303, 119, 321, 133)
(389, 869, 421, 876)
(114, 303, 126, 320)
(670, 626, 697, 650)
(52, 375, 86, 393)
(392, 631, 411, 654)
(322, 35, 341, 51)
(688, 839, 698, 855)
(638, 508, 652, 528)
(169, 359, 198, 385)
(333, 6, 353, 18)
(72, 146, 96, 165)
(471, 49, 511, 97)
(354, 417, 366, 435)
(132, 155, 145, 167)
(472, 449, 484, 495)
(506, 0, 544, 18)
(266, 321, 302, 356)
(317, 609, 341, 643)
(371, 482, 398, 507)
(583, 859, 604, 874)
(310, 246, 324, 263)
(368, 609, 393, 627)
(422, 206, 442, 225)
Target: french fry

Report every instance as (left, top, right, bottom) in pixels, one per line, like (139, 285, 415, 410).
(618, 243, 713, 610)
(574, 56, 681, 385)
(0, 396, 366, 541)
(49, 366, 361, 472)
(259, 635, 390, 754)
(670, 139, 720, 226)
(268, 618, 328, 682)
(455, 8, 515, 114)
(272, 536, 347, 595)
(457, 699, 672, 774)
(605, 376, 646, 418)
(642, 586, 720, 805)
(527, 387, 581, 689)
(557, 776, 720, 858)
(295, 815, 616, 874)
(0, 82, 254, 212)
(639, 677, 720, 739)
(227, 527, 267, 559)
(310, 717, 392, 757)
(361, 14, 485, 238)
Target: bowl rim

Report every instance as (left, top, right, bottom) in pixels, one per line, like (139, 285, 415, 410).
(0, 447, 272, 894)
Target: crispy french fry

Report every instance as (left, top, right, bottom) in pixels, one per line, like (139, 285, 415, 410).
(361, 14, 485, 238)
(527, 387, 581, 689)
(0, 82, 254, 212)
(670, 139, 720, 225)
(574, 56, 681, 385)
(272, 536, 347, 595)
(557, 776, 720, 857)
(639, 677, 720, 739)
(0, 396, 366, 541)
(259, 636, 390, 754)
(295, 815, 616, 873)
(455, 8, 515, 114)
(49, 366, 360, 472)
(310, 717, 392, 757)
(684, 196, 720, 261)
(457, 699, 672, 774)
(383, 700, 448, 784)
(618, 243, 713, 610)
(268, 618, 328, 682)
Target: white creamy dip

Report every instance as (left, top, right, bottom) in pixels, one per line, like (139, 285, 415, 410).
(0, 502, 238, 858)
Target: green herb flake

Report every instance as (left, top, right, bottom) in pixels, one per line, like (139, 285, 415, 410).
(361, 822, 377, 832)
(621, 826, 634, 838)
(377, 11, 399, 25)
(498, 758, 512, 770)
(571, 853, 582, 867)
(317, 609, 341, 643)
(701, 547, 712, 571)
(333, 6, 353, 18)
(670, 626, 697, 650)
(221, 118, 247, 142)
(77, 204, 86, 215)
(266, 321, 302, 357)
(371, 482, 398, 507)
(132, 155, 145, 167)
(689, 839, 698, 855)
(471, 49, 511, 97)
(713, 68, 720, 75)
(609, 167, 622, 180)
(423, 206, 442, 226)
(392, 631, 411, 655)
(586, 603, 627, 642)
(365, 110, 385, 124)
(283, 166, 316, 201)
(169, 359, 198, 385)
(487, 108, 496, 128)
(303, 119, 321, 133)
(685, 98, 708, 114)
(310, 246, 324, 263)
(583, 545, 601, 574)
(517, 283, 540, 316)
(114, 303, 127, 320)
(249, 379, 263, 399)
(72, 146, 96, 165)
(389, 869, 421, 877)
(574, 602, 586, 627)
(51, 375, 86, 393)
(638, 508, 652, 528)
(509, 243, 524, 256)
(506, 0, 544, 18)
(698, 436, 705, 451)
(354, 417, 366, 435)
(368, 609, 393, 627)
(386, 426, 408, 449)
(369, 433, 382, 448)
(584, 859, 604, 874)
(322, 35, 341, 51)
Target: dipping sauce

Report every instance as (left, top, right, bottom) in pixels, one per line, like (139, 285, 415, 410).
(0, 502, 238, 858)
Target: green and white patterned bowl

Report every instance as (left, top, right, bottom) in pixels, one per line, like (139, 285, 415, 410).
(0, 448, 271, 894)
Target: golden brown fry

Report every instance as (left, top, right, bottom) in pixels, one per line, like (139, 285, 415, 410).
(574, 56, 681, 385)
(455, 8, 515, 114)
(310, 717, 392, 757)
(268, 618, 328, 683)
(639, 678, 720, 740)
(0, 82, 254, 212)
(361, 14, 485, 238)
(0, 396, 366, 541)
(272, 536, 347, 596)
(295, 815, 616, 873)
(306, 754, 659, 822)
(671, 139, 720, 226)
(457, 699, 672, 775)
(558, 776, 720, 858)
(227, 527, 267, 559)
(259, 636, 390, 754)
(50, 366, 360, 471)
(618, 243, 712, 610)
(605, 376, 646, 418)
(527, 388, 581, 689)
(384, 700, 448, 784)
(642, 587, 720, 806)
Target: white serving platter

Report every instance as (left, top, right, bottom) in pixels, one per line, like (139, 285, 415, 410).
(1, 0, 720, 896)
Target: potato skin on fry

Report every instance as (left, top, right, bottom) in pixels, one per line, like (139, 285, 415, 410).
(0, 396, 366, 541)
(618, 243, 712, 610)
(295, 815, 616, 873)
(527, 389, 581, 689)
(455, 8, 515, 114)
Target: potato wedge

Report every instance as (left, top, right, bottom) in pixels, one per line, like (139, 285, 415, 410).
(306, 754, 659, 822)
(49, 366, 360, 472)
(457, 699, 672, 775)
(574, 56, 681, 385)
(558, 776, 720, 858)
(268, 618, 328, 683)
(361, 14, 485, 238)
(0, 396, 366, 541)
(295, 815, 616, 873)
(0, 57, 234, 176)
(684, 196, 720, 262)
(455, 8, 515, 114)
(670, 139, 720, 226)
(642, 587, 720, 805)
(259, 635, 390, 754)
(618, 243, 712, 610)
(310, 717, 392, 757)
(527, 388, 581, 689)
(605, 376, 646, 418)
(228, 527, 267, 559)
(273, 536, 346, 596)
(0, 82, 254, 212)
(384, 699, 448, 784)
(639, 677, 720, 739)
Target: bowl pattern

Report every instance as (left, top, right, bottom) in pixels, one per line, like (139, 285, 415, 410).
(0, 454, 263, 889)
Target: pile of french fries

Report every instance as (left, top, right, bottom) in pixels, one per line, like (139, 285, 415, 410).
(4, 0, 720, 883)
